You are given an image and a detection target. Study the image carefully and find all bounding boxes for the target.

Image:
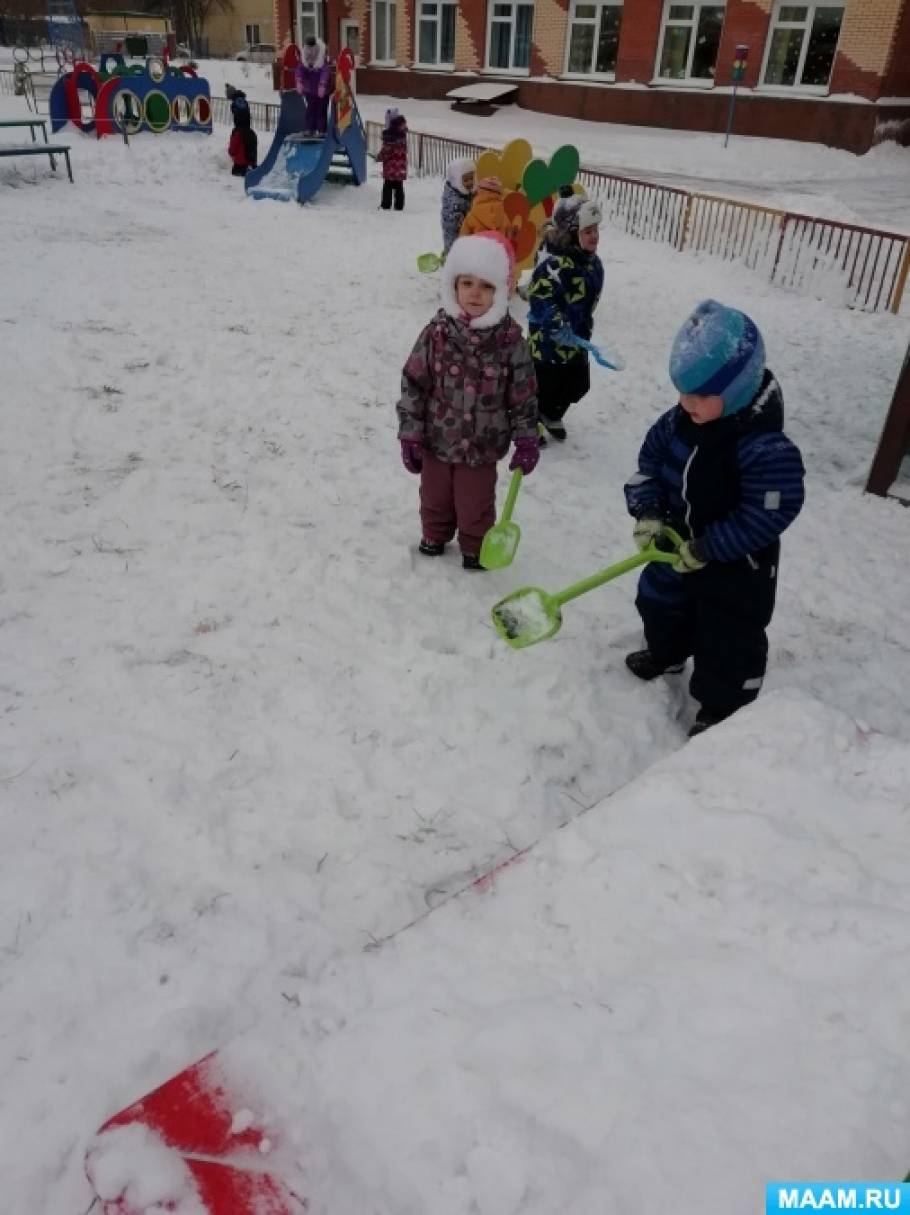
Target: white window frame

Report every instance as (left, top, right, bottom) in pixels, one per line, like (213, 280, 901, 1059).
(415, 0, 457, 68)
(758, 1, 845, 95)
(372, 0, 396, 64)
(244, 22, 261, 45)
(297, 0, 323, 43)
(485, 1, 534, 75)
(653, 0, 727, 88)
(563, 0, 623, 80)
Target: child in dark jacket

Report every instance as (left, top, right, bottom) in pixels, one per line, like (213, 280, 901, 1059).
(377, 108, 408, 210)
(527, 195, 604, 443)
(397, 233, 539, 569)
(623, 300, 806, 738)
(226, 85, 258, 177)
(441, 157, 476, 257)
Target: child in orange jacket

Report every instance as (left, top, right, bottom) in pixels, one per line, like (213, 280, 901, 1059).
(460, 176, 514, 239)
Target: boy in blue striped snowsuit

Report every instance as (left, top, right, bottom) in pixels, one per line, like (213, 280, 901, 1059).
(624, 300, 805, 738)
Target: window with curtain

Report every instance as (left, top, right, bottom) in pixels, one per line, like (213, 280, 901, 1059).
(417, 0, 456, 66)
(566, 1, 622, 75)
(487, 2, 534, 71)
(762, 3, 845, 89)
(657, 2, 726, 81)
(373, 0, 396, 61)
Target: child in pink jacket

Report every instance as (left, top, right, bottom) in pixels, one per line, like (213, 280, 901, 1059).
(396, 233, 539, 569)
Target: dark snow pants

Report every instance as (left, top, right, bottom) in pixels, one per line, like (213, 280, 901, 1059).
(534, 357, 590, 423)
(420, 452, 497, 556)
(635, 541, 780, 720)
(381, 180, 405, 210)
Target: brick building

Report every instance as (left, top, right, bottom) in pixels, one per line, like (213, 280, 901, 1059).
(270, 0, 910, 152)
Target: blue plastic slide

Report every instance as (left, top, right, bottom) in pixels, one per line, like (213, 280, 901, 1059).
(245, 89, 367, 204)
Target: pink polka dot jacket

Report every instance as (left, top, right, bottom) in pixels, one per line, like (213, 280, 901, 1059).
(397, 309, 539, 468)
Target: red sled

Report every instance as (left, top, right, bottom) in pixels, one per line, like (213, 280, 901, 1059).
(85, 1052, 307, 1214)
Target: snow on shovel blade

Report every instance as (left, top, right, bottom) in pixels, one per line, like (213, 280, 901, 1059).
(491, 587, 561, 649)
(85, 1051, 307, 1214)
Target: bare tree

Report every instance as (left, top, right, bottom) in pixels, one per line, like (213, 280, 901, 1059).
(172, 0, 234, 53)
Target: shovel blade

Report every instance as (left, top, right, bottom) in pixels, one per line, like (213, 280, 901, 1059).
(417, 252, 442, 274)
(491, 587, 562, 649)
(480, 521, 521, 570)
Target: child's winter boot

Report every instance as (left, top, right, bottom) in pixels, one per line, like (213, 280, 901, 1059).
(625, 650, 685, 681)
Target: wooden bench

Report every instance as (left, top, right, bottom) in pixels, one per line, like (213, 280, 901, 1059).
(446, 82, 519, 116)
(0, 143, 74, 182)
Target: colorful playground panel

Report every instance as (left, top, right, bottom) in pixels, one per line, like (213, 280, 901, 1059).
(49, 57, 212, 138)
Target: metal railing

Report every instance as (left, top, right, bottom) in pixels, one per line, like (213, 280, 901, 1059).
(363, 119, 910, 315)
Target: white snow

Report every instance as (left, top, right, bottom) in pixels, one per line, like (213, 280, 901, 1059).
(1, 88, 909, 1214)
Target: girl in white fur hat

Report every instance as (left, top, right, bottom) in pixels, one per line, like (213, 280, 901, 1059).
(396, 233, 539, 569)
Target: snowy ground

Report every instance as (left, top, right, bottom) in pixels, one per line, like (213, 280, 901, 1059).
(1, 93, 909, 1213)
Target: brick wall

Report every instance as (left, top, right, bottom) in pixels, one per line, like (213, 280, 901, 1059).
(716, 0, 772, 88)
(530, 0, 568, 76)
(397, 0, 413, 64)
(273, 0, 293, 48)
(615, 0, 662, 84)
(455, 0, 485, 69)
(831, 0, 906, 99)
(882, 0, 910, 96)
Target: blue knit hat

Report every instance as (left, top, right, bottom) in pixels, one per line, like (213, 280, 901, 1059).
(669, 300, 766, 416)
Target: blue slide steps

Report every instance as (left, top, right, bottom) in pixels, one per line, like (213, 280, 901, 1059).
(245, 89, 367, 204)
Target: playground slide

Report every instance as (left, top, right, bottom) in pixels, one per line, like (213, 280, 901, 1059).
(245, 89, 367, 204)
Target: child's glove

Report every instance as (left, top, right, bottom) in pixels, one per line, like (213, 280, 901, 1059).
(509, 437, 539, 476)
(633, 517, 663, 551)
(400, 438, 424, 475)
(673, 539, 708, 574)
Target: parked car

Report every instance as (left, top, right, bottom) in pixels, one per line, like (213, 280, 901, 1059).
(235, 43, 276, 63)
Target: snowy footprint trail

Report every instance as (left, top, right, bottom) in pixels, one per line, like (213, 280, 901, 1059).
(0, 101, 909, 1210)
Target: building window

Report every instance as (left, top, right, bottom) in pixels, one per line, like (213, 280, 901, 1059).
(244, 23, 261, 44)
(417, 0, 456, 66)
(761, 3, 844, 89)
(657, 2, 726, 81)
(566, 1, 622, 76)
(487, 2, 534, 72)
(298, 0, 323, 42)
(373, 0, 396, 61)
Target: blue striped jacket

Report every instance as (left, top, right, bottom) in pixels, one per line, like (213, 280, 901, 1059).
(624, 371, 805, 563)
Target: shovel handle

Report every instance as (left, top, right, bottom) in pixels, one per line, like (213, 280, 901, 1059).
(552, 534, 682, 610)
(500, 469, 523, 524)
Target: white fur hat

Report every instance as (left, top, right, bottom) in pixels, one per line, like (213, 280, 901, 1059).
(446, 156, 476, 194)
(441, 233, 514, 330)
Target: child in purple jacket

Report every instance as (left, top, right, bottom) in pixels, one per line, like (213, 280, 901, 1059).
(397, 233, 539, 570)
(295, 36, 334, 136)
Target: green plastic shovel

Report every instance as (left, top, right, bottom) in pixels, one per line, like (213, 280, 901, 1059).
(480, 469, 524, 570)
(491, 529, 683, 650)
(417, 251, 443, 274)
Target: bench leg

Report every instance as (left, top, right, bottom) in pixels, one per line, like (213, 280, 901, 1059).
(65, 151, 73, 183)
(30, 125, 37, 143)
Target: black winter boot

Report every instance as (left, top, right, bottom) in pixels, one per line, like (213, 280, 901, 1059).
(462, 553, 484, 571)
(541, 417, 567, 442)
(625, 649, 685, 681)
(419, 539, 446, 557)
(688, 709, 725, 738)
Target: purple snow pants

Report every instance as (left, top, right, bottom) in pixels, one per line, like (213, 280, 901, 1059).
(420, 452, 497, 556)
